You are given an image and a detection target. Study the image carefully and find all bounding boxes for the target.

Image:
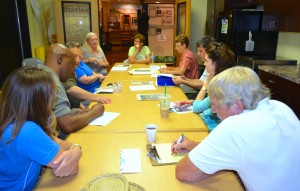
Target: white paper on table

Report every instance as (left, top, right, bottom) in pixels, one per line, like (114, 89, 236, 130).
(155, 143, 187, 164)
(89, 112, 120, 126)
(120, 149, 142, 173)
(129, 85, 156, 91)
(111, 66, 129, 71)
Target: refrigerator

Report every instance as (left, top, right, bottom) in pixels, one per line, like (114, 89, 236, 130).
(216, 9, 278, 60)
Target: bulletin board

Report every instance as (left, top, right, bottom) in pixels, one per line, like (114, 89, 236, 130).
(53, 0, 99, 44)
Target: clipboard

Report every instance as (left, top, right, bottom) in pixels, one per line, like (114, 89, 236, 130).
(146, 144, 175, 166)
(146, 144, 186, 166)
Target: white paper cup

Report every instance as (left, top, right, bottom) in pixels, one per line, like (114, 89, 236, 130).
(145, 124, 158, 143)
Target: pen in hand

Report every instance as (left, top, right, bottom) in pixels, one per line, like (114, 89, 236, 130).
(171, 134, 184, 155)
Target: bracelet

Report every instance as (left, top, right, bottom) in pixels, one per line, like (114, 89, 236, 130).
(70, 144, 81, 150)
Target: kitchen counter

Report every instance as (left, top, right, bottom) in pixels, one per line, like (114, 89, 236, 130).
(258, 65, 300, 84)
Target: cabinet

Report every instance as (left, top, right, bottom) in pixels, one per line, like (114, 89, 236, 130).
(224, 0, 300, 32)
(261, 0, 288, 31)
(225, 0, 257, 10)
(106, 30, 136, 46)
(259, 70, 300, 118)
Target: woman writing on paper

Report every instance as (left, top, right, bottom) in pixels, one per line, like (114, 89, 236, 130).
(128, 34, 151, 64)
(0, 67, 82, 190)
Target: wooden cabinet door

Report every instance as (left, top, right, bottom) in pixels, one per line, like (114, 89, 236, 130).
(225, 0, 257, 10)
(261, 0, 290, 31)
(288, 0, 300, 32)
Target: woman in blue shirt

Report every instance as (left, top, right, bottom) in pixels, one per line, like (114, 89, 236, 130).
(0, 66, 82, 190)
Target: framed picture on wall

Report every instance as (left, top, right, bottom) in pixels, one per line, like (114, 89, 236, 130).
(149, 26, 156, 36)
(149, 8, 156, 18)
(132, 17, 138, 25)
(61, 1, 92, 43)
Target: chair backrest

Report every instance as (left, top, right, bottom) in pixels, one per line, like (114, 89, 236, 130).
(154, 56, 176, 66)
(22, 58, 44, 67)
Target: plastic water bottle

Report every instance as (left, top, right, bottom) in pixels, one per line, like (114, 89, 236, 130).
(150, 52, 155, 64)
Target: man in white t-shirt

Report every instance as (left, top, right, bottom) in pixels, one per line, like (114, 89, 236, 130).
(174, 67, 300, 190)
(172, 36, 214, 99)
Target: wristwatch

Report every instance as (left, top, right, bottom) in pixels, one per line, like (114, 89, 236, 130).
(201, 87, 207, 91)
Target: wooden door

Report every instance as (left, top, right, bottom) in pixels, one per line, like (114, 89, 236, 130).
(174, 0, 191, 66)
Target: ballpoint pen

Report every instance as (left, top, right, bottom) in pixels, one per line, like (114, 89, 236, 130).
(171, 134, 184, 155)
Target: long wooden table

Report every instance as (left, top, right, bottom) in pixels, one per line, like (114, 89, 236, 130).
(34, 63, 244, 190)
(34, 132, 244, 191)
(77, 63, 208, 133)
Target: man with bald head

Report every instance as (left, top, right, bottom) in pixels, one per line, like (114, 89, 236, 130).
(38, 43, 104, 138)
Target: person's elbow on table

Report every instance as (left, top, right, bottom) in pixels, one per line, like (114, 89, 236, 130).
(175, 156, 209, 182)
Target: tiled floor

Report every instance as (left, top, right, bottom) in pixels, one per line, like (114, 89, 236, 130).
(105, 45, 129, 71)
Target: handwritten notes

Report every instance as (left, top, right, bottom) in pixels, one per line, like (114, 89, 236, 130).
(120, 149, 141, 173)
(155, 143, 187, 164)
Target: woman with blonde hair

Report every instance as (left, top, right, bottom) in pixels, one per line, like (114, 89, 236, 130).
(82, 32, 109, 75)
(0, 66, 81, 190)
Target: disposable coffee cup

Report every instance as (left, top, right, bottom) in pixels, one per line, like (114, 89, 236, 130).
(159, 94, 171, 118)
(145, 124, 158, 143)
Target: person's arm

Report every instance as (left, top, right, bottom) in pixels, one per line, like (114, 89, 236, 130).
(172, 77, 204, 89)
(66, 86, 111, 104)
(56, 103, 104, 134)
(47, 137, 82, 177)
(193, 97, 211, 113)
(176, 156, 210, 182)
(130, 54, 151, 64)
(195, 72, 214, 101)
(97, 49, 109, 67)
(77, 73, 105, 84)
(159, 67, 185, 75)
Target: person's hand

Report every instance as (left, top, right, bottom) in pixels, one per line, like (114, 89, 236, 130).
(53, 147, 82, 177)
(89, 57, 97, 63)
(91, 102, 105, 115)
(135, 44, 140, 51)
(77, 108, 90, 115)
(174, 100, 194, 107)
(206, 71, 215, 83)
(159, 68, 166, 73)
(98, 74, 107, 81)
(172, 77, 184, 85)
(99, 96, 112, 104)
(171, 136, 198, 154)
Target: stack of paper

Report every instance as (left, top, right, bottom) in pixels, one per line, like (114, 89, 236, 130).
(120, 149, 142, 173)
(128, 68, 153, 75)
(111, 66, 129, 71)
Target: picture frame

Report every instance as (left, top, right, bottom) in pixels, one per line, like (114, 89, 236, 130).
(132, 17, 138, 25)
(149, 8, 156, 18)
(149, 26, 156, 36)
(61, 1, 92, 43)
(156, 9, 162, 17)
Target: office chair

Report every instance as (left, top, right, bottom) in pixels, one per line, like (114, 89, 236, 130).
(22, 58, 44, 67)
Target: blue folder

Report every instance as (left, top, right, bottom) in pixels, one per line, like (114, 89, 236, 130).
(156, 75, 175, 86)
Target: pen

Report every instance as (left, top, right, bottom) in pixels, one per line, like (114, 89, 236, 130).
(171, 134, 184, 155)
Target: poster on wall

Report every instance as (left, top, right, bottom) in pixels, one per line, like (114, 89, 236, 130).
(62, 1, 92, 43)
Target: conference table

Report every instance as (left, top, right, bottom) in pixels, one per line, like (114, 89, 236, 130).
(34, 63, 245, 190)
(77, 63, 208, 133)
(34, 132, 244, 191)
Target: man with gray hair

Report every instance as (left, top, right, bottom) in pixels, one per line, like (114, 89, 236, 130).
(173, 66, 300, 190)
